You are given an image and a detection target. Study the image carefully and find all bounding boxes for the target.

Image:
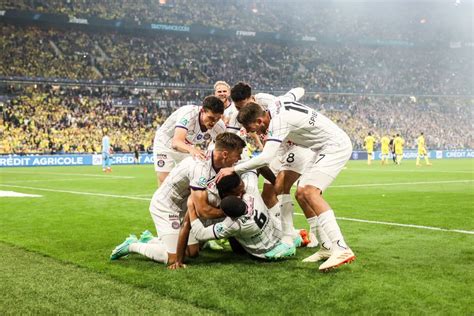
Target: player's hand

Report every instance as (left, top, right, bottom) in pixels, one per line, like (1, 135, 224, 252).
(167, 262, 187, 270)
(216, 167, 235, 183)
(190, 148, 206, 160)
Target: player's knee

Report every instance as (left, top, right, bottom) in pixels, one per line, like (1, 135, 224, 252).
(295, 187, 306, 204)
(300, 185, 322, 200)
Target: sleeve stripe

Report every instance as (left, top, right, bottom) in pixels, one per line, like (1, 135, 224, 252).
(212, 225, 219, 239)
(266, 138, 283, 143)
(226, 126, 240, 130)
(288, 92, 296, 100)
(189, 186, 206, 191)
(175, 125, 189, 130)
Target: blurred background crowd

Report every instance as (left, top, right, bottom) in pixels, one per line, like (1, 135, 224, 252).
(0, 0, 472, 154)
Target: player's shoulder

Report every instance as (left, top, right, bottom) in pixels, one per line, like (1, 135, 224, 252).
(212, 119, 227, 133)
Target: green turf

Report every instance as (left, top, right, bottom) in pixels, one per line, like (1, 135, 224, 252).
(1, 159, 473, 314)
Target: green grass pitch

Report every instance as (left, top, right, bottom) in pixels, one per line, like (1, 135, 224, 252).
(1, 159, 473, 314)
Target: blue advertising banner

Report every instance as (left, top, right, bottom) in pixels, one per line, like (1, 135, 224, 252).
(0, 153, 155, 167)
(1, 150, 472, 168)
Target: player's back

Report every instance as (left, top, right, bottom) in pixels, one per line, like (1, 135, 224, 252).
(270, 101, 350, 151)
(154, 105, 198, 148)
(233, 194, 281, 258)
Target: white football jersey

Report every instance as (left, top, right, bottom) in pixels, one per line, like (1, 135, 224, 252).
(191, 193, 282, 258)
(153, 105, 226, 152)
(150, 152, 220, 217)
(267, 101, 350, 152)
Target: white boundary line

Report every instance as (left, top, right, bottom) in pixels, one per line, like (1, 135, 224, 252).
(1, 183, 473, 235)
(294, 213, 474, 235)
(0, 171, 134, 179)
(330, 179, 473, 188)
(2, 178, 129, 184)
(347, 168, 473, 174)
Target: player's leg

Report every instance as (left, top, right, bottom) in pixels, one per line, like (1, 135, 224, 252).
(423, 149, 432, 165)
(416, 153, 421, 166)
(298, 144, 355, 270)
(367, 151, 372, 165)
(102, 153, 106, 172)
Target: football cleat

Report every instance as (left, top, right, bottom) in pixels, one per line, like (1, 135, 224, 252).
(207, 240, 224, 251)
(318, 247, 355, 271)
(265, 242, 296, 260)
(302, 246, 332, 262)
(294, 229, 310, 247)
(110, 234, 138, 260)
(138, 230, 154, 243)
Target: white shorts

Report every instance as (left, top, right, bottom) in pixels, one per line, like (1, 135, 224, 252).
(153, 147, 188, 172)
(149, 196, 198, 253)
(264, 145, 312, 184)
(298, 140, 352, 192)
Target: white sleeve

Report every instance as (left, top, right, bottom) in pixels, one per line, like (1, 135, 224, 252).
(281, 87, 305, 102)
(190, 218, 239, 240)
(234, 140, 281, 174)
(255, 93, 276, 109)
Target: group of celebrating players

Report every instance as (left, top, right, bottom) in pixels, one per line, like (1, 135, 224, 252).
(110, 81, 356, 272)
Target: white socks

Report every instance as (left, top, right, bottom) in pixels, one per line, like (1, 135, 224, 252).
(267, 202, 281, 219)
(129, 241, 169, 264)
(318, 210, 348, 250)
(278, 194, 295, 245)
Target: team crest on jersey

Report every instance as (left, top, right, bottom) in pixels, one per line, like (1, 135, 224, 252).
(198, 176, 207, 187)
(171, 221, 180, 229)
(215, 223, 224, 234)
(179, 118, 189, 126)
(157, 160, 165, 167)
(203, 133, 211, 140)
(197, 134, 203, 140)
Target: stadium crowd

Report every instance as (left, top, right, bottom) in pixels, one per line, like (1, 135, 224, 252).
(3, 0, 470, 44)
(1, 24, 472, 95)
(1, 85, 472, 154)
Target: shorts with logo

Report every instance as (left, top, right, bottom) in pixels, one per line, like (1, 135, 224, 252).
(263, 145, 312, 184)
(153, 147, 188, 172)
(298, 137, 352, 192)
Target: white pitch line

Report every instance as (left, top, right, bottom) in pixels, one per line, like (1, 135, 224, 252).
(2, 183, 473, 235)
(295, 213, 474, 235)
(0, 171, 134, 179)
(0, 184, 150, 201)
(347, 168, 474, 174)
(330, 179, 473, 188)
(2, 178, 128, 184)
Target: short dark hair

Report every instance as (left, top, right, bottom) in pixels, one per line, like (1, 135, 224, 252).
(220, 196, 247, 218)
(216, 172, 241, 198)
(230, 82, 252, 103)
(214, 132, 246, 151)
(202, 95, 224, 114)
(237, 102, 265, 127)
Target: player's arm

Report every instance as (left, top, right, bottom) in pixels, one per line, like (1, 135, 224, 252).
(191, 217, 239, 241)
(281, 87, 305, 102)
(171, 127, 205, 159)
(248, 132, 264, 151)
(217, 140, 280, 181)
(257, 166, 276, 185)
(190, 188, 224, 219)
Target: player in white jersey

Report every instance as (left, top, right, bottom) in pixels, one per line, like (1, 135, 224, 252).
(169, 172, 293, 269)
(217, 101, 356, 271)
(110, 133, 246, 266)
(153, 95, 226, 186)
(228, 82, 315, 246)
(214, 81, 236, 124)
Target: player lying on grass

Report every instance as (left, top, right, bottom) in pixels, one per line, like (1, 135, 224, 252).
(217, 101, 356, 271)
(168, 172, 296, 269)
(109, 133, 245, 266)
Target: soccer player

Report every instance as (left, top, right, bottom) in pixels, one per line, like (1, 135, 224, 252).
(389, 135, 397, 164)
(101, 131, 112, 173)
(380, 135, 390, 165)
(416, 132, 432, 166)
(110, 133, 246, 266)
(364, 132, 376, 165)
(217, 101, 355, 271)
(214, 81, 235, 125)
(229, 82, 315, 246)
(152, 95, 226, 186)
(394, 133, 405, 165)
